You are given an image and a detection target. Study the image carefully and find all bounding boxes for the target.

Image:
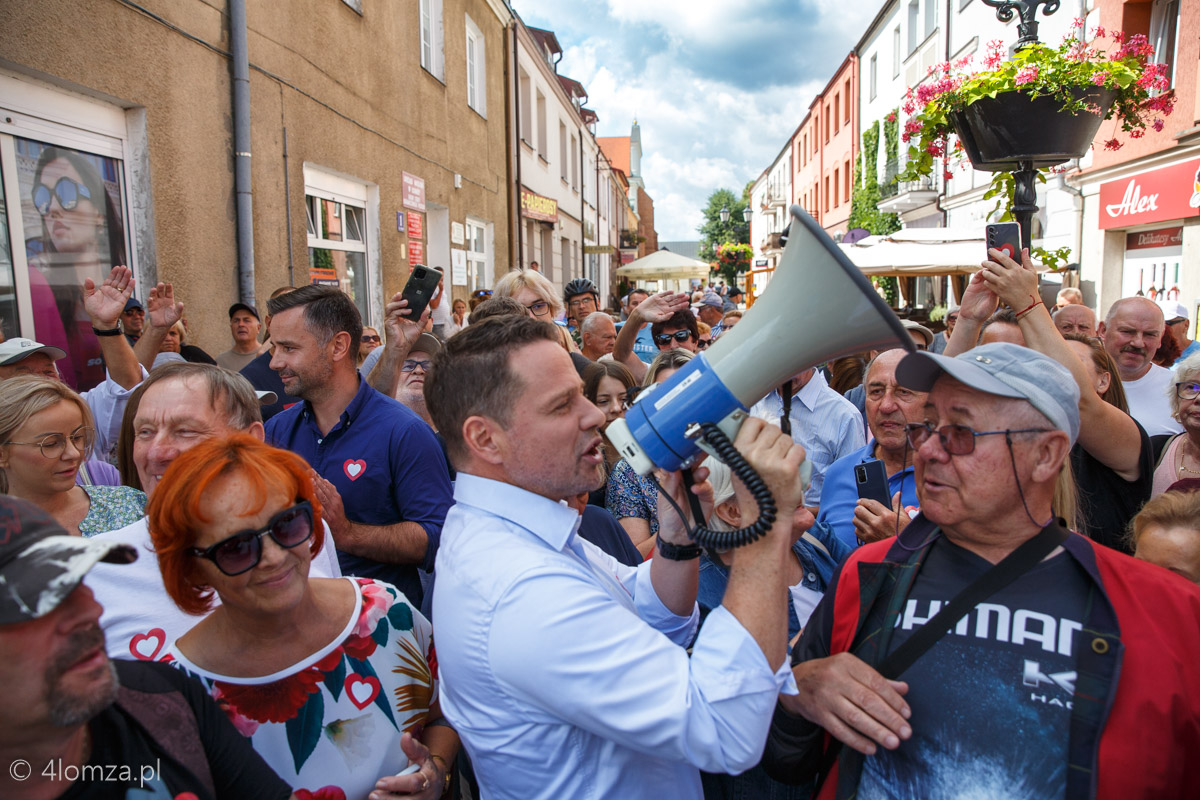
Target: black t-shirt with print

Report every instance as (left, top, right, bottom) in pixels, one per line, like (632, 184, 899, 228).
(57, 661, 290, 800)
(857, 536, 1089, 800)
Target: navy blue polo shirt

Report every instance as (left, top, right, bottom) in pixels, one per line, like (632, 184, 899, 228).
(265, 377, 453, 606)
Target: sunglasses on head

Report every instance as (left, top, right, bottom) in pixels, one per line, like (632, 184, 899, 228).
(472, 289, 493, 298)
(188, 501, 314, 576)
(33, 177, 93, 215)
(654, 330, 693, 345)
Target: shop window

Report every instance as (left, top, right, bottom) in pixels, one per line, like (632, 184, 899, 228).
(305, 169, 373, 323)
(8, 137, 132, 391)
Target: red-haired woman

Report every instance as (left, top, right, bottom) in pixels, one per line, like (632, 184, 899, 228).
(148, 434, 457, 799)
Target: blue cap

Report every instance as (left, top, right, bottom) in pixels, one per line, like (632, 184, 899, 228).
(123, 297, 143, 312)
(896, 343, 1080, 445)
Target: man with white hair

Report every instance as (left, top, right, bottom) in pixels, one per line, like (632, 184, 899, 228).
(764, 343, 1200, 797)
(930, 305, 957, 354)
(1098, 296, 1182, 435)
(580, 311, 617, 361)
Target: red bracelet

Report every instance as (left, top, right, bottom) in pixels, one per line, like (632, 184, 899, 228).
(1015, 299, 1042, 319)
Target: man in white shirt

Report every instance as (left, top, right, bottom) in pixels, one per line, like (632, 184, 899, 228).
(426, 315, 803, 800)
(1098, 297, 1183, 436)
(751, 368, 867, 507)
(85, 363, 339, 661)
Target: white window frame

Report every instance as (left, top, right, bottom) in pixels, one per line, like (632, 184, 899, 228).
(519, 69, 532, 144)
(560, 121, 568, 182)
(465, 14, 486, 117)
(464, 216, 492, 292)
(0, 70, 139, 341)
(303, 165, 381, 325)
(536, 91, 548, 160)
(419, 0, 445, 82)
(870, 54, 877, 100)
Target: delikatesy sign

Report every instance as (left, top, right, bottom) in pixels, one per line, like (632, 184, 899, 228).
(1098, 157, 1200, 230)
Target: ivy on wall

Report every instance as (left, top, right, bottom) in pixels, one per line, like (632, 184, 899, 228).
(848, 115, 901, 305)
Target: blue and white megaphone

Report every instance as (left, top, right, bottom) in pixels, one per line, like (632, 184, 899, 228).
(605, 205, 914, 546)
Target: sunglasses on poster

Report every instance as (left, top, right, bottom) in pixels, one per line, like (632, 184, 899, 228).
(33, 177, 93, 215)
(188, 501, 314, 576)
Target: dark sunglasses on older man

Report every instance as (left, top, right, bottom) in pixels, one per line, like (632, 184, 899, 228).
(654, 330, 693, 345)
(188, 501, 313, 576)
(33, 177, 93, 215)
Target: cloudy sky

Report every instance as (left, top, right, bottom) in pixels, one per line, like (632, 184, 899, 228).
(514, 0, 873, 240)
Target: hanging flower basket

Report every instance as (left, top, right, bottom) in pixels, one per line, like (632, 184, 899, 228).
(951, 86, 1117, 172)
(898, 21, 1174, 200)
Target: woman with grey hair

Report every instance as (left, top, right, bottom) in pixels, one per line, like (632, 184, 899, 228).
(695, 455, 851, 799)
(493, 269, 578, 352)
(1151, 352, 1200, 495)
(606, 349, 694, 557)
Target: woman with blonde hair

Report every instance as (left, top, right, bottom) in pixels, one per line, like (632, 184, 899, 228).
(0, 375, 144, 535)
(493, 269, 579, 353)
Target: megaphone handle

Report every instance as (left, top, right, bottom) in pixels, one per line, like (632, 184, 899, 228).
(679, 468, 709, 531)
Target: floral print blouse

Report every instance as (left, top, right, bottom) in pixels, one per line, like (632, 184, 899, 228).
(170, 577, 437, 800)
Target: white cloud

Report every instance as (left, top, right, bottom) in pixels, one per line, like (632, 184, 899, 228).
(514, 1, 867, 238)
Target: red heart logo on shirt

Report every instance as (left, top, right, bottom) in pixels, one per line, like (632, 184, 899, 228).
(130, 628, 167, 661)
(345, 674, 381, 709)
(343, 459, 366, 481)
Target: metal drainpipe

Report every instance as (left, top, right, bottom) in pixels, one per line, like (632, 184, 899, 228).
(513, 21, 524, 272)
(230, 0, 255, 304)
(579, 130, 585, 281)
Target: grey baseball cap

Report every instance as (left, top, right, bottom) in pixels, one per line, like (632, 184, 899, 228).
(896, 342, 1080, 444)
(0, 496, 136, 624)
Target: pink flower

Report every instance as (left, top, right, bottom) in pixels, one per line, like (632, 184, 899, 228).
(211, 686, 260, 737)
(1103, 138, 1123, 151)
(1091, 73, 1108, 86)
(1091, 26, 1106, 39)
(1015, 67, 1039, 85)
(354, 579, 391, 638)
(1152, 118, 1165, 132)
(943, 170, 954, 180)
(1130, 129, 1144, 139)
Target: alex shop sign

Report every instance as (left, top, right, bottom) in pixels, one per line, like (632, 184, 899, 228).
(1099, 157, 1200, 230)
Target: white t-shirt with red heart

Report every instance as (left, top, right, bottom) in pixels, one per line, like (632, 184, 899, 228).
(86, 516, 343, 663)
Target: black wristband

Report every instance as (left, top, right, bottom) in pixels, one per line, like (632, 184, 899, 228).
(91, 326, 123, 337)
(656, 538, 702, 561)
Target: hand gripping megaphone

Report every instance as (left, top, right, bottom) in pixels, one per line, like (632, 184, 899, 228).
(605, 205, 914, 548)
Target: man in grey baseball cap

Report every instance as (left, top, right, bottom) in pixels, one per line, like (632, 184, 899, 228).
(0, 495, 294, 799)
(765, 342, 1200, 797)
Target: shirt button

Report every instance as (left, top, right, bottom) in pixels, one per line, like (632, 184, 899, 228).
(1091, 637, 1109, 655)
(317, 438, 323, 444)
(807, 573, 816, 582)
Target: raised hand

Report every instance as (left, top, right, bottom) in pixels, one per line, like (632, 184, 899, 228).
(980, 247, 1041, 313)
(632, 290, 690, 324)
(957, 269, 999, 323)
(145, 282, 184, 330)
(83, 265, 134, 328)
(383, 292, 432, 354)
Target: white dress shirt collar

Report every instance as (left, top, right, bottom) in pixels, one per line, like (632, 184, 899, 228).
(453, 472, 582, 551)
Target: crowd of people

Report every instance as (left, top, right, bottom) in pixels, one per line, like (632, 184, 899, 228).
(0, 248, 1197, 800)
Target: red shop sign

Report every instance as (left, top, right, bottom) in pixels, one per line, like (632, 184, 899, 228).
(1126, 226, 1183, 251)
(1098, 157, 1200, 229)
(408, 241, 425, 265)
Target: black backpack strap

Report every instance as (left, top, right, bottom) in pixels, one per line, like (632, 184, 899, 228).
(813, 521, 1070, 798)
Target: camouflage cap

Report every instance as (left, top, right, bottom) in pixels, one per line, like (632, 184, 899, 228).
(0, 496, 136, 624)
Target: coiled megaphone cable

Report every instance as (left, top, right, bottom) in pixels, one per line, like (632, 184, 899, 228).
(651, 422, 777, 551)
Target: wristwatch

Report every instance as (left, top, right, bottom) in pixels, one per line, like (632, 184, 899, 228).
(656, 538, 703, 561)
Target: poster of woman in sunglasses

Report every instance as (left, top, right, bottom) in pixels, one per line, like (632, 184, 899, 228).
(17, 138, 128, 391)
